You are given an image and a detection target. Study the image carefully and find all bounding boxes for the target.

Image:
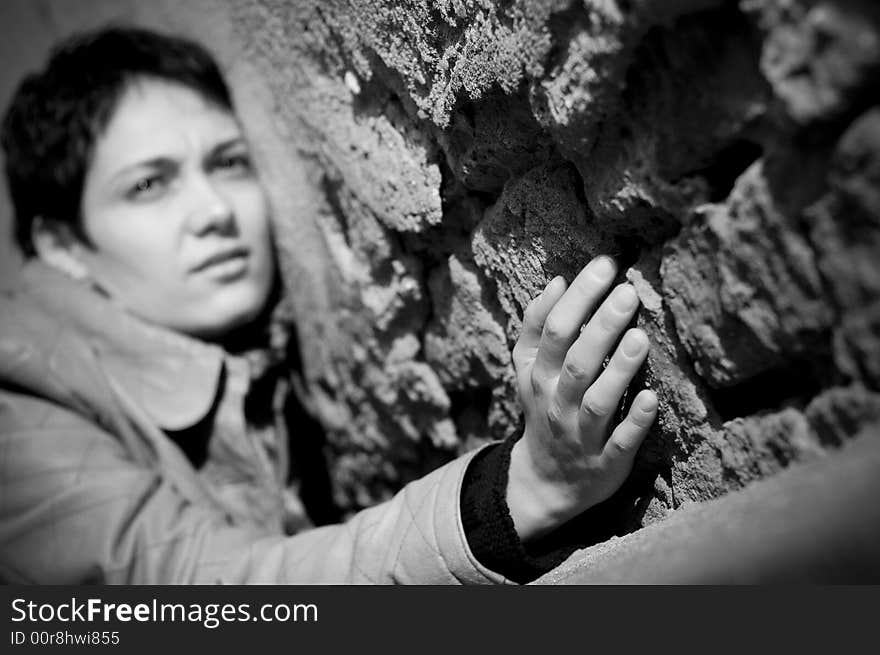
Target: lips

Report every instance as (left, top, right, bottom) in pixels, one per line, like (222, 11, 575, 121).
(189, 245, 250, 274)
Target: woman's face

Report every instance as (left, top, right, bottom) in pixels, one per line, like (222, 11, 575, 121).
(76, 78, 275, 339)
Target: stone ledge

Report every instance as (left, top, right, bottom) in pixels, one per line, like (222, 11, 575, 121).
(536, 428, 880, 584)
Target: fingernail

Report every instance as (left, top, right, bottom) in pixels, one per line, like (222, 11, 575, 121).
(591, 256, 616, 281)
(613, 284, 639, 312)
(622, 329, 646, 357)
(543, 276, 562, 297)
(638, 392, 657, 412)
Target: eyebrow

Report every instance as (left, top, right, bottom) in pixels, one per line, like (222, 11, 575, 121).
(207, 137, 248, 159)
(108, 136, 248, 184)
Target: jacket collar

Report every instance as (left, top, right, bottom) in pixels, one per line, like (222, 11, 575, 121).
(17, 260, 225, 431)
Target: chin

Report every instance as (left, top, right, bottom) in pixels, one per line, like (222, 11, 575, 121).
(189, 282, 273, 341)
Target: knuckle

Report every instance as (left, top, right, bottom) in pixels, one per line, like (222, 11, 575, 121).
(608, 438, 632, 458)
(605, 352, 631, 376)
(545, 402, 567, 434)
(569, 275, 595, 298)
(522, 301, 540, 324)
(561, 357, 589, 383)
(542, 317, 567, 343)
(581, 390, 612, 418)
(596, 307, 622, 333)
(628, 410, 654, 430)
(529, 370, 547, 397)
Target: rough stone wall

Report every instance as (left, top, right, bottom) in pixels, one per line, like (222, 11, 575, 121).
(2, 1, 879, 538)
(227, 0, 880, 531)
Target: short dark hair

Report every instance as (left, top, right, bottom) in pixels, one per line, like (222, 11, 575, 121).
(1, 26, 234, 255)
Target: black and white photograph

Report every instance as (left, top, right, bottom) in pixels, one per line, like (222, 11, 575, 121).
(0, 0, 878, 612)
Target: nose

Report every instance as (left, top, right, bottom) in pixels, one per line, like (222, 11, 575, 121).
(186, 173, 236, 236)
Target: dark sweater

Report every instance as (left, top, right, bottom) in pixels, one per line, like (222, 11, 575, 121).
(460, 437, 590, 584)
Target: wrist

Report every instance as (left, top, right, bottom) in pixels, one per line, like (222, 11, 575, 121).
(507, 438, 584, 542)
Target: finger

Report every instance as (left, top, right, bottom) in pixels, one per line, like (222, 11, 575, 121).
(577, 328, 649, 440)
(533, 255, 617, 380)
(556, 283, 640, 410)
(601, 389, 657, 470)
(512, 275, 567, 373)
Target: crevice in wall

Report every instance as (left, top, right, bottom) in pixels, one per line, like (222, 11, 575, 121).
(447, 386, 493, 445)
(610, 233, 646, 271)
(677, 139, 764, 202)
(599, 1, 771, 230)
(707, 349, 839, 423)
(433, 84, 557, 196)
(319, 173, 352, 248)
(305, 3, 357, 79)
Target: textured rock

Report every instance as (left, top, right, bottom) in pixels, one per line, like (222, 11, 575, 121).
(752, 0, 880, 125)
(472, 162, 604, 335)
(3, 0, 880, 539)
(661, 161, 833, 388)
(806, 108, 880, 386)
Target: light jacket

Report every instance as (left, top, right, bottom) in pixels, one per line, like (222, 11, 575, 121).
(0, 261, 508, 584)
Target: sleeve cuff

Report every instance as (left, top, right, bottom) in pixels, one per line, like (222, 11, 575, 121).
(460, 437, 589, 584)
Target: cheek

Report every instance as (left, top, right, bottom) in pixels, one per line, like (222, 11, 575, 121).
(235, 188, 274, 254)
(83, 215, 181, 283)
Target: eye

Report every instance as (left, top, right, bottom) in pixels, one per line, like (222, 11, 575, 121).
(213, 152, 252, 175)
(126, 173, 167, 201)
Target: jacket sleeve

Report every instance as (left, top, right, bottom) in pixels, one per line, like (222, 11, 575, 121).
(0, 390, 511, 585)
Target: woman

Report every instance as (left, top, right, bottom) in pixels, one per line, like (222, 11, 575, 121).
(0, 27, 657, 583)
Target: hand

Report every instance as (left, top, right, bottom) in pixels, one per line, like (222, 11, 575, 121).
(507, 255, 658, 541)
